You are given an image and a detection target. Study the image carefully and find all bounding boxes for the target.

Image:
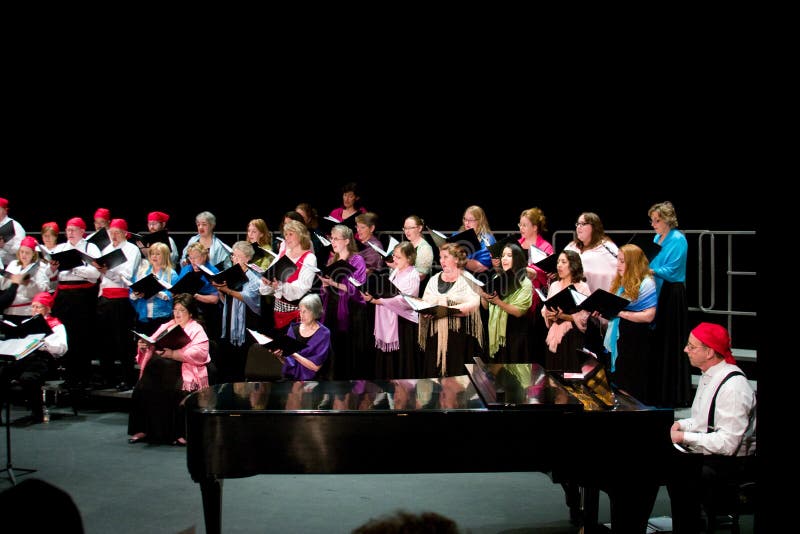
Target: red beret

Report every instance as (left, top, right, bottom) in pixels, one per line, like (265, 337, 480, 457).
(94, 208, 111, 221)
(147, 211, 170, 223)
(32, 291, 55, 310)
(0, 197, 8, 208)
(42, 221, 60, 234)
(691, 322, 736, 365)
(20, 236, 38, 250)
(66, 217, 86, 230)
(109, 218, 128, 231)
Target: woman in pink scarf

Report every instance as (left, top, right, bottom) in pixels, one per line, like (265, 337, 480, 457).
(128, 293, 210, 446)
(363, 241, 421, 379)
(541, 250, 592, 374)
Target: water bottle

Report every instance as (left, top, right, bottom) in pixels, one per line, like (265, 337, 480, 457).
(41, 389, 50, 423)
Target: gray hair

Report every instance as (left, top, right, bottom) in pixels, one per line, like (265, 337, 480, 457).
(195, 211, 217, 227)
(299, 293, 323, 320)
(232, 240, 255, 260)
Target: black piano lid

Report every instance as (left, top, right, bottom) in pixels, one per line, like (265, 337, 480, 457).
(466, 358, 583, 411)
(189, 378, 487, 413)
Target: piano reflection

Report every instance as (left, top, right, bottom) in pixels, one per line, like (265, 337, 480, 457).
(185, 355, 674, 534)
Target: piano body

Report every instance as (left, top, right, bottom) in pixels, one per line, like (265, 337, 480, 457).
(185, 358, 674, 534)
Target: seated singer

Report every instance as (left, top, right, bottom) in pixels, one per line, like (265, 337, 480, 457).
(273, 294, 331, 381)
(128, 293, 210, 446)
(0, 292, 68, 424)
(666, 322, 756, 533)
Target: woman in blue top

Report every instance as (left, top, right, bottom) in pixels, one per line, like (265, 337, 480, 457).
(603, 244, 657, 401)
(178, 241, 221, 341)
(647, 201, 691, 407)
(458, 205, 495, 273)
(130, 242, 179, 335)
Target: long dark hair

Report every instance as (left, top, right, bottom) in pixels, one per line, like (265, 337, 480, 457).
(502, 242, 528, 293)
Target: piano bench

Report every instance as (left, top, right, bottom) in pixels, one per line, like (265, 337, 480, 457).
(704, 480, 756, 533)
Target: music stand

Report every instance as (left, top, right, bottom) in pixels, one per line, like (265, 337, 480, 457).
(1, 359, 37, 485)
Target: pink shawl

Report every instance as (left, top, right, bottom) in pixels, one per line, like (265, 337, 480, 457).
(374, 265, 420, 352)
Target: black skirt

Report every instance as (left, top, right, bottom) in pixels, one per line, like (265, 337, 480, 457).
(420, 317, 482, 378)
(545, 325, 585, 374)
(649, 281, 691, 407)
(127, 357, 188, 444)
(613, 319, 653, 402)
(374, 316, 420, 379)
(493, 313, 532, 364)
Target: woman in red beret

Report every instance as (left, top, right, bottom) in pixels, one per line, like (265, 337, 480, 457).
(0, 236, 50, 317)
(0, 291, 68, 424)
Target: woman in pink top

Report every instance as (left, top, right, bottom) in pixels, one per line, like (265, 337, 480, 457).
(363, 241, 421, 379)
(128, 293, 210, 446)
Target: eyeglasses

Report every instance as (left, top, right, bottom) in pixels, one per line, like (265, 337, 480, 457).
(517, 223, 530, 228)
(462, 218, 477, 223)
(650, 219, 661, 225)
(331, 237, 347, 241)
(402, 226, 419, 231)
(575, 222, 591, 227)
(685, 342, 706, 352)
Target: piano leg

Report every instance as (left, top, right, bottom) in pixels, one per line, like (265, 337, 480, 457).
(581, 486, 608, 533)
(201, 478, 223, 534)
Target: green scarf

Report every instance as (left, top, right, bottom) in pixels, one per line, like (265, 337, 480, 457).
(488, 278, 532, 358)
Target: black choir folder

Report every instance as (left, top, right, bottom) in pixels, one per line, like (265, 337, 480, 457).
(0, 314, 53, 339)
(41, 246, 127, 271)
(257, 254, 297, 282)
(366, 235, 400, 258)
(170, 270, 206, 296)
(199, 263, 248, 291)
(402, 295, 461, 319)
(535, 286, 630, 319)
(528, 245, 558, 274)
(247, 329, 306, 354)
(318, 212, 359, 235)
(133, 229, 172, 251)
(127, 273, 170, 300)
(429, 228, 481, 255)
(0, 220, 15, 242)
(535, 285, 581, 314)
(318, 259, 356, 283)
(351, 269, 400, 298)
(133, 324, 191, 351)
(486, 236, 517, 259)
(86, 230, 110, 251)
(250, 243, 275, 262)
(574, 289, 630, 319)
(0, 263, 38, 282)
(483, 269, 515, 298)
(87, 248, 127, 270)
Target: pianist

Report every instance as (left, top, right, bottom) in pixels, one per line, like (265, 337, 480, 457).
(666, 322, 756, 533)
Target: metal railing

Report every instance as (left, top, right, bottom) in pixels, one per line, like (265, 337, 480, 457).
(177, 227, 757, 352)
(551, 228, 757, 355)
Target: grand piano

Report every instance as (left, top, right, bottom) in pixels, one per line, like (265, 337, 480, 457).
(185, 357, 674, 534)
